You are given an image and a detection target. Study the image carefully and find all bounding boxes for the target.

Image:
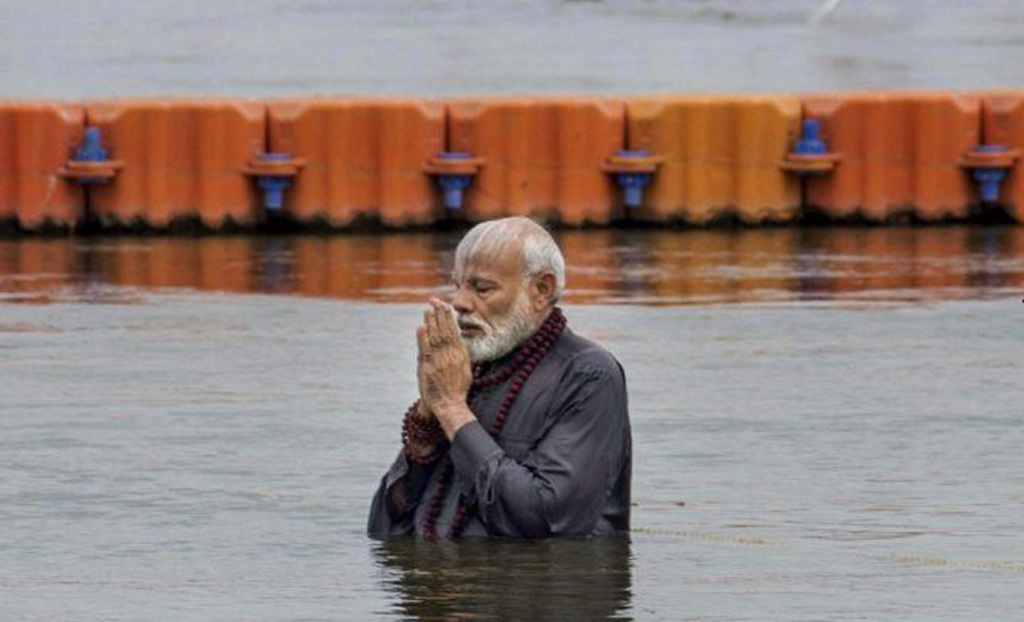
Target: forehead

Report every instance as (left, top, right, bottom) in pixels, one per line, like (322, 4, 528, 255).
(456, 243, 523, 282)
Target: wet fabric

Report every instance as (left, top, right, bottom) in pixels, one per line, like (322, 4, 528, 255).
(367, 328, 631, 539)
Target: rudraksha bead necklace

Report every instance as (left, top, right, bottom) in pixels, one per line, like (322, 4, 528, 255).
(401, 402, 447, 466)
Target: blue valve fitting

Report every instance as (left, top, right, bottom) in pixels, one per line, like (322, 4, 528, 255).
(76, 127, 108, 162)
(793, 119, 827, 155)
(975, 168, 1005, 203)
(69, 126, 116, 185)
(243, 153, 304, 212)
(436, 153, 475, 212)
(438, 174, 472, 210)
(780, 118, 840, 176)
(255, 153, 292, 211)
(604, 150, 661, 209)
(971, 145, 1008, 203)
(614, 156, 654, 208)
(425, 152, 484, 211)
(960, 144, 1018, 205)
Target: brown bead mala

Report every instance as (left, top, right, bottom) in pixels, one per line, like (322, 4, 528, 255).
(417, 307, 567, 540)
(401, 402, 447, 465)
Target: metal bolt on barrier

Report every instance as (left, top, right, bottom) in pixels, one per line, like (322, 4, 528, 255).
(959, 144, 1019, 204)
(424, 152, 485, 210)
(242, 152, 306, 211)
(602, 150, 663, 208)
(59, 126, 123, 184)
(779, 119, 841, 176)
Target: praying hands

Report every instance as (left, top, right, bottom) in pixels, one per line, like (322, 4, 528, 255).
(416, 298, 475, 439)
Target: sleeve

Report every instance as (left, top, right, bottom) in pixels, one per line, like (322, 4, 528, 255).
(366, 449, 436, 538)
(448, 360, 628, 538)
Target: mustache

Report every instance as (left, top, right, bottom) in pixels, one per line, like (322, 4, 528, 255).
(457, 316, 486, 331)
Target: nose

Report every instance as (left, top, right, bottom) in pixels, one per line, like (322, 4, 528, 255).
(452, 284, 473, 315)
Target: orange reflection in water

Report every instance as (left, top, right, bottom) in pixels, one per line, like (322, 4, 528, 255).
(792, 227, 1024, 301)
(0, 239, 79, 304)
(2, 227, 1024, 306)
(287, 235, 449, 300)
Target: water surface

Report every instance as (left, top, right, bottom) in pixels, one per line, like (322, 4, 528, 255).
(3, 1, 1024, 97)
(2, 227, 1023, 620)
(4, 0, 1024, 618)
(4, 226, 1024, 305)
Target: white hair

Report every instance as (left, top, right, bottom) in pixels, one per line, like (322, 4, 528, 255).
(454, 217, 566, 302)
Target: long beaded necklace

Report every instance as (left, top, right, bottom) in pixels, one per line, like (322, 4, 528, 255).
(419, 307, 567, 540)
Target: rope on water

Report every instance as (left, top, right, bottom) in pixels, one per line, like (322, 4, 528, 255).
(888, 554, 1024, 574)
(631, 526, 786, 547)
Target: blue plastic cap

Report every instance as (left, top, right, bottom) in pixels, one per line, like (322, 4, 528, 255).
(259, 152, 292, 163)
(624, 185, 643, 208)
(615, 149, 652, 159)
(438, 175, 472, 210)
(616, 172, 652, 208)
(431, 153, 479, 209)
(970, 145, 1009, 203)
(794, 119, 827, 155)
(443, 187, 463, 210)
(264, 187, 285, 210)
(252, 153, 296, 210)
(437, 151, 474, 160)
(974, 169, 1005, 203)
(438, 175, 472, 191)
(802, 119, 820, 138)
(610, 152, 655, 207)
(257, 177, 290, 211)
(76, 126, 108, 162)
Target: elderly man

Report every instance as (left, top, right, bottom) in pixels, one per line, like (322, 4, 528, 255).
(367, 217, 631, 539)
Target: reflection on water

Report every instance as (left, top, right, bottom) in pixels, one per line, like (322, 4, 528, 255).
(2, 227, 1024, 305)
(374, 537, 632, 621)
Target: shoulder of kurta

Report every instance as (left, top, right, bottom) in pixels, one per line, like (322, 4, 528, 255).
(557, 335, 625, 382)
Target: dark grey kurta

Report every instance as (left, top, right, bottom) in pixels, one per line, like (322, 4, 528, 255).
(367, 328, 631, 539)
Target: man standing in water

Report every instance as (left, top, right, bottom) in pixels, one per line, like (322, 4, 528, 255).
(368, 217, 632, 539)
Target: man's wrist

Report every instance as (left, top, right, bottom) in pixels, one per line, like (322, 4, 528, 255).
(433, 400, 476, 440)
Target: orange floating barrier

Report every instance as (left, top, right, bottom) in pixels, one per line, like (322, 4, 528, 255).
(626, 95, 802, 225)
(980, 91, 1024, 222)
(0, 102, 85, 230)
(84, 100, 265, 229)
(802, 92, 981, 222)
(4, 92, 1024, 234)
(447, 97, 624, 225)
(267, 98, 445, 227)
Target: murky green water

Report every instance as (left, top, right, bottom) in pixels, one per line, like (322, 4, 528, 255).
(2, 227, 1023, 620)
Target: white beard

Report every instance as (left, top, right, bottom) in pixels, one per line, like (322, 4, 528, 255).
(459, 287, 538, 363)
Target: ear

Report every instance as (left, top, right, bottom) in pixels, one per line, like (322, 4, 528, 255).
(530, 273, 557, 311)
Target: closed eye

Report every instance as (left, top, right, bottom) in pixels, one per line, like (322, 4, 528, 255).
(468, 278, 497, 295)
